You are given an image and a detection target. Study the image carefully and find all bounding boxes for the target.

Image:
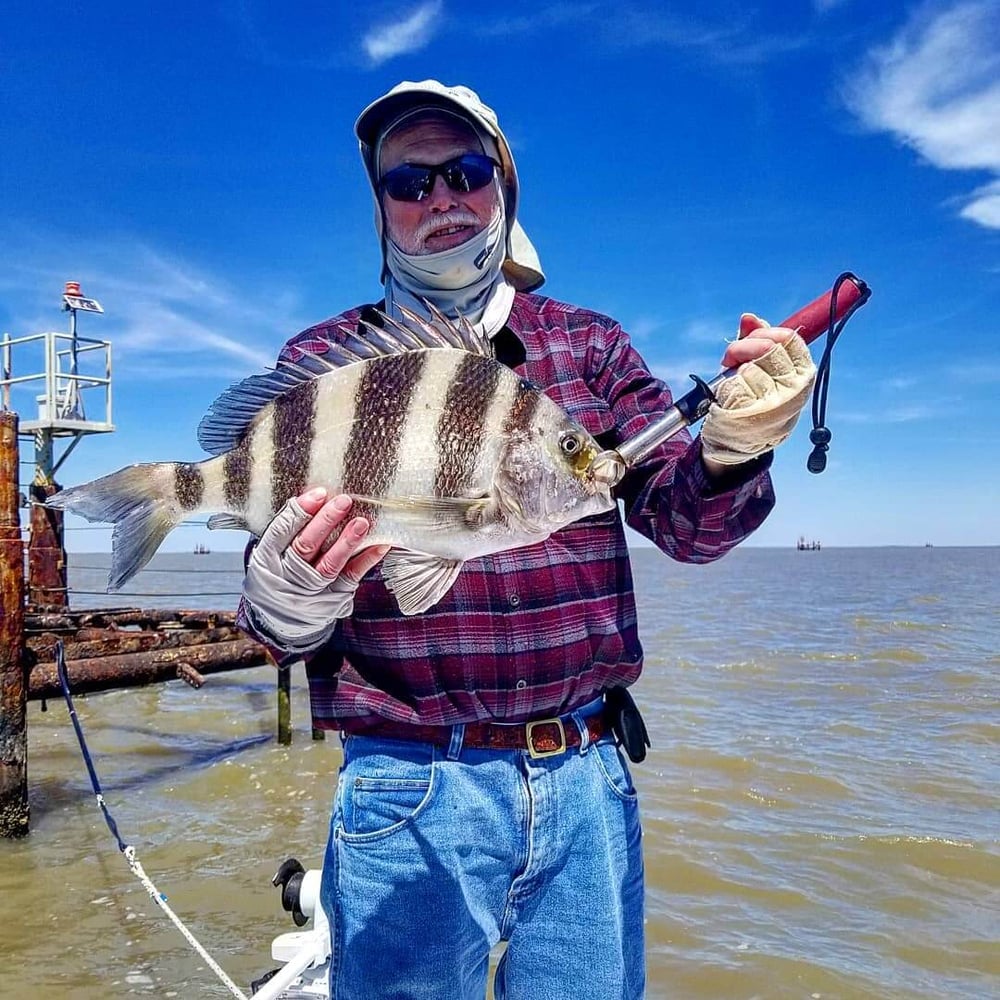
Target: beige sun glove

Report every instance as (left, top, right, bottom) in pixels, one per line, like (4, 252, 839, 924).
(700, 326, 817, 465)
(243, 498, 361, 653)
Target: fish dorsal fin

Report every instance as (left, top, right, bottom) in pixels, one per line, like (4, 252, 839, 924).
(380, 550, 465, 615)
(378, 304, 492, 358)
(197, 305, 491, 456)
(197, 350, 341, 456)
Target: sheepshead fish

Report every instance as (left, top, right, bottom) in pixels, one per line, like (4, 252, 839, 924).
(49, 307, 616, 615)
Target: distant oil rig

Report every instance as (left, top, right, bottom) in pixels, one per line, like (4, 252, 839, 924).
(796, 536, 822, 551)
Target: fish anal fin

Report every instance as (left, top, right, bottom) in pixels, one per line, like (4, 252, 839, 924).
(380, 551, 464, 615)
(206, 513, 250, 531)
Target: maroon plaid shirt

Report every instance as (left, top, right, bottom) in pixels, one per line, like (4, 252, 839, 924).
(239, 292, 775, 728)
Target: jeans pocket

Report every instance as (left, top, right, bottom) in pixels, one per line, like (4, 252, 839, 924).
(592, 739, 638, 801)
(338, 745, 435, 842)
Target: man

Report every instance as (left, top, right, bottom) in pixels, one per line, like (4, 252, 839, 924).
(240, 80, 814, 999)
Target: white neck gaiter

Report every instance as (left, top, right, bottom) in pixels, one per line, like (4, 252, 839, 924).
(383, 188, 515, 339)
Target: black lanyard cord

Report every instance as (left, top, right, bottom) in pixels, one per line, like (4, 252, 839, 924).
(807, 271, 871, 474)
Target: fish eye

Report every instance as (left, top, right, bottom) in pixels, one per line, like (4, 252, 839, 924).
(560, 432, 582, 456)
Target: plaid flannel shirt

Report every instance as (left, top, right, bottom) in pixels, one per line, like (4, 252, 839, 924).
(238, 292, 775, 728)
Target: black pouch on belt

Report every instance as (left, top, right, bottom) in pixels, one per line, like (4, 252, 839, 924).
(604, 686, 651, 763)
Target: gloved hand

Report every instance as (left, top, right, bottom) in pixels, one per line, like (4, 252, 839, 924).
(243, 490, 388, 652)
(700, 316, 816, 466)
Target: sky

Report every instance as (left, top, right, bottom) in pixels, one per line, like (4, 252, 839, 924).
(1, 0, 998, 554)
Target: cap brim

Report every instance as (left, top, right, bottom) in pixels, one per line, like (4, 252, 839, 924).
(356, 91, 497, 148)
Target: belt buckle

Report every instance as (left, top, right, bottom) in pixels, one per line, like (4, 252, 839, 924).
(525, 718, 566, 759)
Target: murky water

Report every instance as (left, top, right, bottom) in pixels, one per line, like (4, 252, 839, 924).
(2, 547, 997, 998)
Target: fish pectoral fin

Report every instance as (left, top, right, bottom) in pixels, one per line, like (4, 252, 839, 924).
(380, 551, 465, 615)
(492, 477, 526, 520)
(351, 493, 490, 531)
(206, 513, 250, 531)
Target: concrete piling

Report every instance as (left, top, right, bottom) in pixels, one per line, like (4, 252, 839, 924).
(0, 411, 28, 837)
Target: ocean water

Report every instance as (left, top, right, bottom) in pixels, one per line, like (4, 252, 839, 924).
(0, 546, 996, 998)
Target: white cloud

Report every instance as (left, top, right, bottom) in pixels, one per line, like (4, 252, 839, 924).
(959, 178, 1000, 227)
(946, 358, 1000, 383)
(839, 401, 944, 424)
(843, 1, 1000, 229)
(680, 317, 731, 345)
(651, 356, 722, 389)
(476, 3, 809, 65)
(0, 231, 301, 381)
(362, 1, 443, 65)
(475, 4, 599, 37)
(625, 316, 663, 342)
(881, 375, 920, 392)
(594, 4, 812, 65)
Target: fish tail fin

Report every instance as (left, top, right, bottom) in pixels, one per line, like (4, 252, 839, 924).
(48, 463, 184, 590)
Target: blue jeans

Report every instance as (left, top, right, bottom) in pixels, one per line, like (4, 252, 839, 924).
(320, 717, 645, 999)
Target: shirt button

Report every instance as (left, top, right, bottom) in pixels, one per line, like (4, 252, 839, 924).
(516, 679, 527, 690)
(508, 594, 520, 607)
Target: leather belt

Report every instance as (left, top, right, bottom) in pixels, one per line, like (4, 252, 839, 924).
(340, 709, 608, 759)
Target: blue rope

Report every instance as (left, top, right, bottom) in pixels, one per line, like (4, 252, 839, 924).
(55, 640, 127, 853)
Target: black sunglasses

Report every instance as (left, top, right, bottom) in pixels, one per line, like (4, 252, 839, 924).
(379, 153, 499, 203)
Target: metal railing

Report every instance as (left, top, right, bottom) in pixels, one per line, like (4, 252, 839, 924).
(1, 330, 114, 434)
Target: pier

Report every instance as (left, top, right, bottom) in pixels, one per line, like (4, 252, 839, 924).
(0, 284, 284, 838)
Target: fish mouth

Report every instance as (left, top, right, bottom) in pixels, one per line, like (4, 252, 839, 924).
(588, 450, 626, 491)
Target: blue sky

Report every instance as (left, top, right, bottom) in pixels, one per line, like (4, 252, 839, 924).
(2, 0, 998, 552)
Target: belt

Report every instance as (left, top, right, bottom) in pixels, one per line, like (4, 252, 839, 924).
(340, 706, 608, 760)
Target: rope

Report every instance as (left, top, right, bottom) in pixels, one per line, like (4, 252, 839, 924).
(55, 641, 251, 1000)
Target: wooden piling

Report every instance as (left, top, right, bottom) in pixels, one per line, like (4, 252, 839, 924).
(277, 663, 292, 746)
(0, 411, 28, 837)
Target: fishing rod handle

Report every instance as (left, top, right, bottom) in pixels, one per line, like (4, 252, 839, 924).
(781, 274, 869, 345)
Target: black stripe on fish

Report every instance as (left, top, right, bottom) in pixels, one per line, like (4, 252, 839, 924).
(503, 377, 543, 439)
(271, 379, 318, 507)
(485, 377, 544, 531)
(343, 352, 427, 529)
(174, 463, 204, 511)
(223, 423, 254, 510)
(435, 354, 500, 497)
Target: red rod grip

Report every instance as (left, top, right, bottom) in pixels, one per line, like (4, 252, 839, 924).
(779, 276, 869, 346)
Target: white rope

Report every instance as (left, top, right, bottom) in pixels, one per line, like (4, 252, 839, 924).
(123, 846, 250, 1000)
(59, 640, 255, 1000)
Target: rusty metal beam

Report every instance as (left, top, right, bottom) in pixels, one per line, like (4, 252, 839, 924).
(25, 608, 240, 632)
(29, 638, 272, 700)
(28, 481, 66, 608)
(27, 624, 245, 662)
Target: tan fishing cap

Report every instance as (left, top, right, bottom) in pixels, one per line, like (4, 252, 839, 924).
(355, 79, 545, 292)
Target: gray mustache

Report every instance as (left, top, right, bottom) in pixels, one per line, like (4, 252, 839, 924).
(415, 211, 483, 244)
